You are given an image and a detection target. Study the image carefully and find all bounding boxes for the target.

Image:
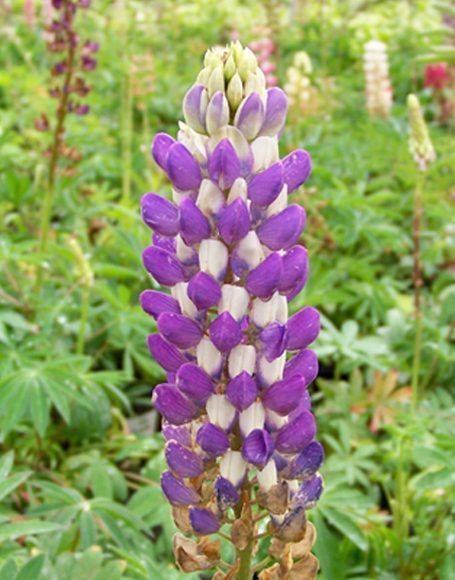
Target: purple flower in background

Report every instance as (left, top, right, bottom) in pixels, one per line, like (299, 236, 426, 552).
(140, 41, 322, 577)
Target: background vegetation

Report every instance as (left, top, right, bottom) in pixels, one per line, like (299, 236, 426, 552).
(0, 0, 454, 578)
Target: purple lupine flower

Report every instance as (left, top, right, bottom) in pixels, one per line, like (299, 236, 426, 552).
(141, 42, 322, 577)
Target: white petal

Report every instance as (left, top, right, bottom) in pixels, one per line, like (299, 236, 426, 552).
(218, 285, 250, 321)
(196, 338, 222, 376)
(196, 178, 225, 217)
(172, 189, 192, 205)
(220, 450, 247, 487)
(275, 294, 288, 324)
(257, 459, 277, 492)
(206, 394, 236, 431)
(199, 239, 228, 280)
(228, 344, 256, 377)
(266, 409, 287, 431)
(251, 293, 279, 327)
(176, 235, 196, 264)
(251, 136, 279, 173)
(171, 282, 198, 318)
(239, 401, 265, 435)
(236, 231, 264, 271)
(266, 184, 288, 217)
(259, 352, 286, 386)
(227, 177, 248, 204)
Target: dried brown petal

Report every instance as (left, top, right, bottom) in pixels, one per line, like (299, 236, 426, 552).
(289, 552, 319, 579)
(258, 563, 281, 580)
(269, 508, 307, 543)
(172, 506, 193, 534)
(290, 521, 317, 559)
(173, 533, 220, 572)
(231, 518, 251, 551)
(257, 481, 289, 514)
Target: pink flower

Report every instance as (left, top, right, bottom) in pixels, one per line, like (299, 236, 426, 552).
(424, 63, 450, 91)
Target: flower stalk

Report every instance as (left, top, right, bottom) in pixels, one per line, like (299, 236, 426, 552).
(141, 42, 322, 578)
(35, 0, 98, 291)
(407, 94, 435, 408)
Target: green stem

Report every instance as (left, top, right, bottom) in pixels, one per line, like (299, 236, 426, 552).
(411, 172, 425, 410)
(36, 1, 77, 293)
(76, 286, 90, 355)
(236, 537, 254, 580)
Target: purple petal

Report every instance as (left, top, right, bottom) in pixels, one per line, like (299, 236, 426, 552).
(295, 475, 323, 508)
(215, 476, 240, 510)
(281, 441, 325, 480)
(161, 471, 200, 505)
(259, 322, 287, 361)
(248, 162, 284, 207)
(162, 424, 192, 448)
(282, 150, 311, 194)
(179, 197, 211, 245)
(141, 193, 180, 236)
(157, 312, 203, 349)
(209, 312, 243, 352)
(275, 411, 316, 454)
(177, 362, 214, 405)
(245, 253, 283, 299)
(226, 371, 258, 411)
(196, 423, 230, 456)
(142, 246, 186, 286)
(259, 88, 288, 137)
(189, 508, 220, 535)
(152, 232, 176, 254)
(183, 84, 206, 133)
(140, 290, 181, 319)
(151, 132, 175, 171)
(206, 91, 229, 134)
(187, 272, 221, 310)
(284, 349, 319, 386)
(286, 307, 320, 350)
(279, 245, 309, 295)
(242, 428, 274, 468)
(152, 384, 198, 425)
(167, 142, 202, 191)
(208, 139, 240, 190)
(218, 198, 251, 245)
(165, 441, 204, 478)
(234, 92, 265, 140)
(288, 391, 312, 419)
(147, 334, 187, 373)
(262, 375, 307, 415)
(257, 205, 306, 251)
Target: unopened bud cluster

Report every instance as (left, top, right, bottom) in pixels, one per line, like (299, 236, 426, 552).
(141, 42, 322, 577)
(407, 94, 436, 171)
(363, 40, 393, 118)
(284, 51, 316, 113)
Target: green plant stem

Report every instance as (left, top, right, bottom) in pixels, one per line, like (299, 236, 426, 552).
(76, 286, 90, 355)
(36, 1, 76, 293)
(411, 172, 425, 410)
(234, 484, 254, 580)
(394, 434, 410, 577)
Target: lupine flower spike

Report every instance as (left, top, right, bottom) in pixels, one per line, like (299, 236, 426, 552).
(141, 41, 322, 578)
(407, 94, 436, 172)
(363, 40, 393, 118)
(407, 94, 435, 409)
(285, 51, 318, 115)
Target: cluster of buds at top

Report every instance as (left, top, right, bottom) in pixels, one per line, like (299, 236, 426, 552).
(363, 40, 393, 118)
(407, 94, 436, 171)
(35, 0, 98, 144)
(141, 41, 323, 577)
(249, 29, 277, 87)
(284, 51, 316, 114)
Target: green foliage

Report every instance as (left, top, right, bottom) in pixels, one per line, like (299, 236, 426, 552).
(0, 0, 454, 578)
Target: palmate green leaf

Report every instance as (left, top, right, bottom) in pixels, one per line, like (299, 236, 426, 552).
(318, 505, 368, 551)
(0, 451, 14, 479)
(15, 554, 46, 580)
(0, 520, 62, 543)
(79, 511, 97, 550)
(0, 558, 18, 580)
(0, 471, 32, 502)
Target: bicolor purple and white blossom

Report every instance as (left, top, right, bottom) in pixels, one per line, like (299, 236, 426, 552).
(140, 41, 323, 542)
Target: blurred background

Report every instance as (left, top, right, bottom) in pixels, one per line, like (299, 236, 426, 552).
(0, 0, 454, 578)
